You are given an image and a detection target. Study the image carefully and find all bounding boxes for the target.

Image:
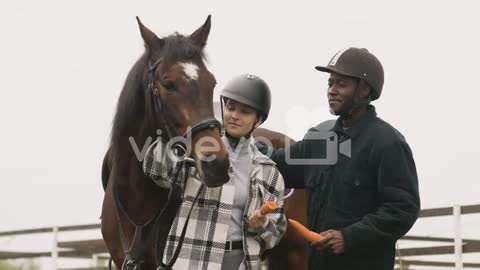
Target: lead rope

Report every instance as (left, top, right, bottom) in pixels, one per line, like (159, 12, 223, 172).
(155, 160, 205, 270)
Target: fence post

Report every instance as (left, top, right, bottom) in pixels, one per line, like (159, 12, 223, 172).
(51, 226, 59, 270)
(91, 254, 99, 268)
(453, 205, 462, 270)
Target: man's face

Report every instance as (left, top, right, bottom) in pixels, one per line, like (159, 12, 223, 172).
(327, 73, 359, 116)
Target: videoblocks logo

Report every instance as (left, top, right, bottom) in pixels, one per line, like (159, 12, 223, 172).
(128, 127, 351, 165)
(284, 129, 351, 165)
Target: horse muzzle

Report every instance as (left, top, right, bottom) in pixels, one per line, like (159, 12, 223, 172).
(198, 157, 230, 187)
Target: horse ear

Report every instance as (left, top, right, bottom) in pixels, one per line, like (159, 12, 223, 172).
(136, 17, 164, 53)
(189, 15, 211, 48)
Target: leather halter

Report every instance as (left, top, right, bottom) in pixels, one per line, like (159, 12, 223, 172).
(112, 57, 223, 270)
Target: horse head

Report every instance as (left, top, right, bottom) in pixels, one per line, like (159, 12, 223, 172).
(137, 16, 229, 188)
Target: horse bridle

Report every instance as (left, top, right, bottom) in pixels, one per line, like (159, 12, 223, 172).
(148, 58, 222, 141)
(111, 57, 223, 270)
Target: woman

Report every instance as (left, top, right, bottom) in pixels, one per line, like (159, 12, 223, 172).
(143, 74, 286, 270)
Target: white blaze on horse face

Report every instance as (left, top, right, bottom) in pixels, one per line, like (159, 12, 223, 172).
(179, 62, 199, 81)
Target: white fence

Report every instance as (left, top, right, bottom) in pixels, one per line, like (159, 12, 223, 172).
(1, 205, 480, 270)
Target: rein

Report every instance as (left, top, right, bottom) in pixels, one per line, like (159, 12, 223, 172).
(111, 57, 222, 270)
(112, 158, 202, 270)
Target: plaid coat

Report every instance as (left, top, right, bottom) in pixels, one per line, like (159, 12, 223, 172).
(143, 137, 286, 270)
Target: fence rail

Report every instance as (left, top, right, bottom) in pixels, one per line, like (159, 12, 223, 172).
(1, 204, 480, 270)
(0, 224, 101, 237)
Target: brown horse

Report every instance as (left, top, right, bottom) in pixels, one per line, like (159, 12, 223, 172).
(101, 16, 230, 270)
(253, 128, 308, 270)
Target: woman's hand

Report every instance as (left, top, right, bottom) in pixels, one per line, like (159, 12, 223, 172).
(248, 209, 268, 229)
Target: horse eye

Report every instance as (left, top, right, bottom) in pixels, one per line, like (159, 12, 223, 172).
(161, 80, 176, 91)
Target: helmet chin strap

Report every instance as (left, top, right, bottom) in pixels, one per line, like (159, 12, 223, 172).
(248, 116, 263, 135)
(225, 116, 260, 148)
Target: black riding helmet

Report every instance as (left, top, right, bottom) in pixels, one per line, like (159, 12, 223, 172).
(315, 47, 384, 100)
(220, 74, 271, 121)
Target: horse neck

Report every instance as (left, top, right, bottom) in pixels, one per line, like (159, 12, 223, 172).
(111, 53, 157, 190)
(112, 122, 168, 220)
(109, 53, 173, 223)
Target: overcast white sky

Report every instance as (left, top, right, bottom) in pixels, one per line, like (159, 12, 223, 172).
(1, 0, 480, 266)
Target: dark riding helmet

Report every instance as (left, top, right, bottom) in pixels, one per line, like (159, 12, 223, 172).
(315, 47, 384, 100)
(220, 74, 271, 121)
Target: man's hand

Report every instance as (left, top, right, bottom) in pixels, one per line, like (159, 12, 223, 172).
(311, 230, 346, 255)
(248, 209, 268, 229)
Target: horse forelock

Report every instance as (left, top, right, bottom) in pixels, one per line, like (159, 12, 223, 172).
(160, 33, 206, 64)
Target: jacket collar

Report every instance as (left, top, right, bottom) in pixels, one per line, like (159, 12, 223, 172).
(331, 105, 377, 138)
(221, 135, 275, 166)
(249, 138, 276, 166)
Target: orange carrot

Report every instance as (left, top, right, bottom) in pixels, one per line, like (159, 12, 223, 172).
(260, 201, 278, 215)
(288, 219, 323, 242)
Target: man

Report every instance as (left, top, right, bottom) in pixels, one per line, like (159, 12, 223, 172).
(267, 48, 420, 269)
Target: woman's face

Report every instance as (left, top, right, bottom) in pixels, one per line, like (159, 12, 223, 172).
(223, 99, 260, 138)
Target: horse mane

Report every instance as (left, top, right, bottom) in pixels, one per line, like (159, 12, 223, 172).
(110, 52, 149, 148)
(110, 33, 206, 149)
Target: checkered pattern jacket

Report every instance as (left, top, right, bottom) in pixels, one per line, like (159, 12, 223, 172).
(143, 137, 286, 270)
